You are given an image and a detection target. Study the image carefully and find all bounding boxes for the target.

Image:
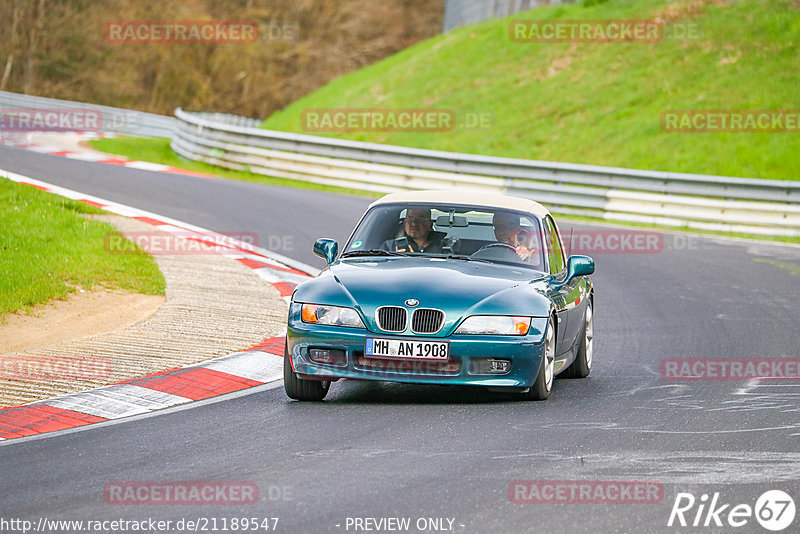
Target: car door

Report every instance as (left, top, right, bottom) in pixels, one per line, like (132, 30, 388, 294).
(543, 216, 581, 356)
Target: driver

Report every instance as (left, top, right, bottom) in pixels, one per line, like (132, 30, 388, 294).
(381, 208, 445, 253)
(492, 212, 536, 261)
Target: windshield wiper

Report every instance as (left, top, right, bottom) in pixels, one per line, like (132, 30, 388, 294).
(444, 254, 540, 269)
(341, 249, 406, 258)
(443, 254, 493, 263)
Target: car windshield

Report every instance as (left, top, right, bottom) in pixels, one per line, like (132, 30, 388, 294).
(342, 203, 546, 269)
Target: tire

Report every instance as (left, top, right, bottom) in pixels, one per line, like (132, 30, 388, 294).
(563, 300, 593, 379)
(284, 346, 330, 401)
(521, 318, 555, 401)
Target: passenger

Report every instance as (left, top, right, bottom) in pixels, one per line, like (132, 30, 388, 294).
(381, 208, 445, 253)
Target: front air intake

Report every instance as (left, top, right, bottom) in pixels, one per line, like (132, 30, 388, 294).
(376, 306, 407, 333)
(411, 308, 445, 334)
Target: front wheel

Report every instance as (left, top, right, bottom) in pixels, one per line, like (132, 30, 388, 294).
(563, 300, 593, 379)
(521, 318, 555, 401)
(284, 347, 330, 401)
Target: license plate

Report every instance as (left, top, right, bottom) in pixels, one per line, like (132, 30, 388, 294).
(365, 338, 449, 360)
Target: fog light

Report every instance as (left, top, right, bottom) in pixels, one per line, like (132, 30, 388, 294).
(470, 358, 511, 375)
(309, 348, 347, 366)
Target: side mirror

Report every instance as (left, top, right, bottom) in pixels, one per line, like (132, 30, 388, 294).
(313, 238, 339, 265)
(566, 255, 595, 281)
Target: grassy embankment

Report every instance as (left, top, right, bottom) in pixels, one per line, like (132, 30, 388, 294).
(263, 0, 800, 180)
(0, 179, 165, 319)
(91, 0, 800, 241)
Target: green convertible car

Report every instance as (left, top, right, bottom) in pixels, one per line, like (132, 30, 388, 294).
(284, 190, 594, 401)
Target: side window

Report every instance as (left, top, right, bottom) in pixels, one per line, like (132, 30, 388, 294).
(544, 216, 565, 275)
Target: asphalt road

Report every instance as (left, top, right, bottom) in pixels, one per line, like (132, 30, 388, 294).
(2, 145, 800, 533)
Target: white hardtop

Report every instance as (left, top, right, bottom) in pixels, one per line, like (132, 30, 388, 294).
(370, 190, 551, 219)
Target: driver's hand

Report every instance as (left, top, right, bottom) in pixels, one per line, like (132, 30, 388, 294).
(515, 245, 534, 260)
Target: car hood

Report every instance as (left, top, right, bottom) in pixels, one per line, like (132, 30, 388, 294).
(292, 256, 553, 336)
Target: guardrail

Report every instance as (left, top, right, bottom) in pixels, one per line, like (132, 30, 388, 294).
(443, 0, 574, 33)
(0, 90, 175, 138)
(172, 109, 800, 237)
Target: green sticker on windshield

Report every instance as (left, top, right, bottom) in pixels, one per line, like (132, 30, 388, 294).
(352, 241, 363, 248)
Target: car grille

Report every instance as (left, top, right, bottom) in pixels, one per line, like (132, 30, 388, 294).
(376, 306, 407, 332)
(411, 308, 445, 334)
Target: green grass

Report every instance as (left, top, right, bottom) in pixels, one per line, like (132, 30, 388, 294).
(262, 0, 800, 180)
(0, 178, 166, 318)
(88, 137, 377, 198)
(86, 0, 798, 245)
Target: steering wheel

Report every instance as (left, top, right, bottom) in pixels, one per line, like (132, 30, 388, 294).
(471, 242, 520, 261)
(474, 242, 517, 254)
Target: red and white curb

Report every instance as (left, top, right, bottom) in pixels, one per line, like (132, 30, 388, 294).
(0, 169, 316, 441)
(0, 338, 286, 440)
(0, 131, 214, 178)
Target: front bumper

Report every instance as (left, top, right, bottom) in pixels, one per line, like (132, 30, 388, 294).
(286, 306, 550, 388)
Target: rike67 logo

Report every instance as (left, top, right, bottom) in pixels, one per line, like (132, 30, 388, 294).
(668, 490, 796, 531)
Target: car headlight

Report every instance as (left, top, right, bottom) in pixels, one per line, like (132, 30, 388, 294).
(455, 315, 531, 336)
(301, 303, 365, 329)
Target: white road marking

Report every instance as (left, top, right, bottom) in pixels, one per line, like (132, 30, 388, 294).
(203, 350, 284, 383)
(40, 384, 192, 420)
(62, 152, 110, 162)
(250, 266, 310, 285)
(84, 384, 193, 410)
(123, 161, 171, 171)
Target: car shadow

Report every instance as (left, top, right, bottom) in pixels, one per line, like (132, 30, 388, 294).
(316, 379, 527, 404)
